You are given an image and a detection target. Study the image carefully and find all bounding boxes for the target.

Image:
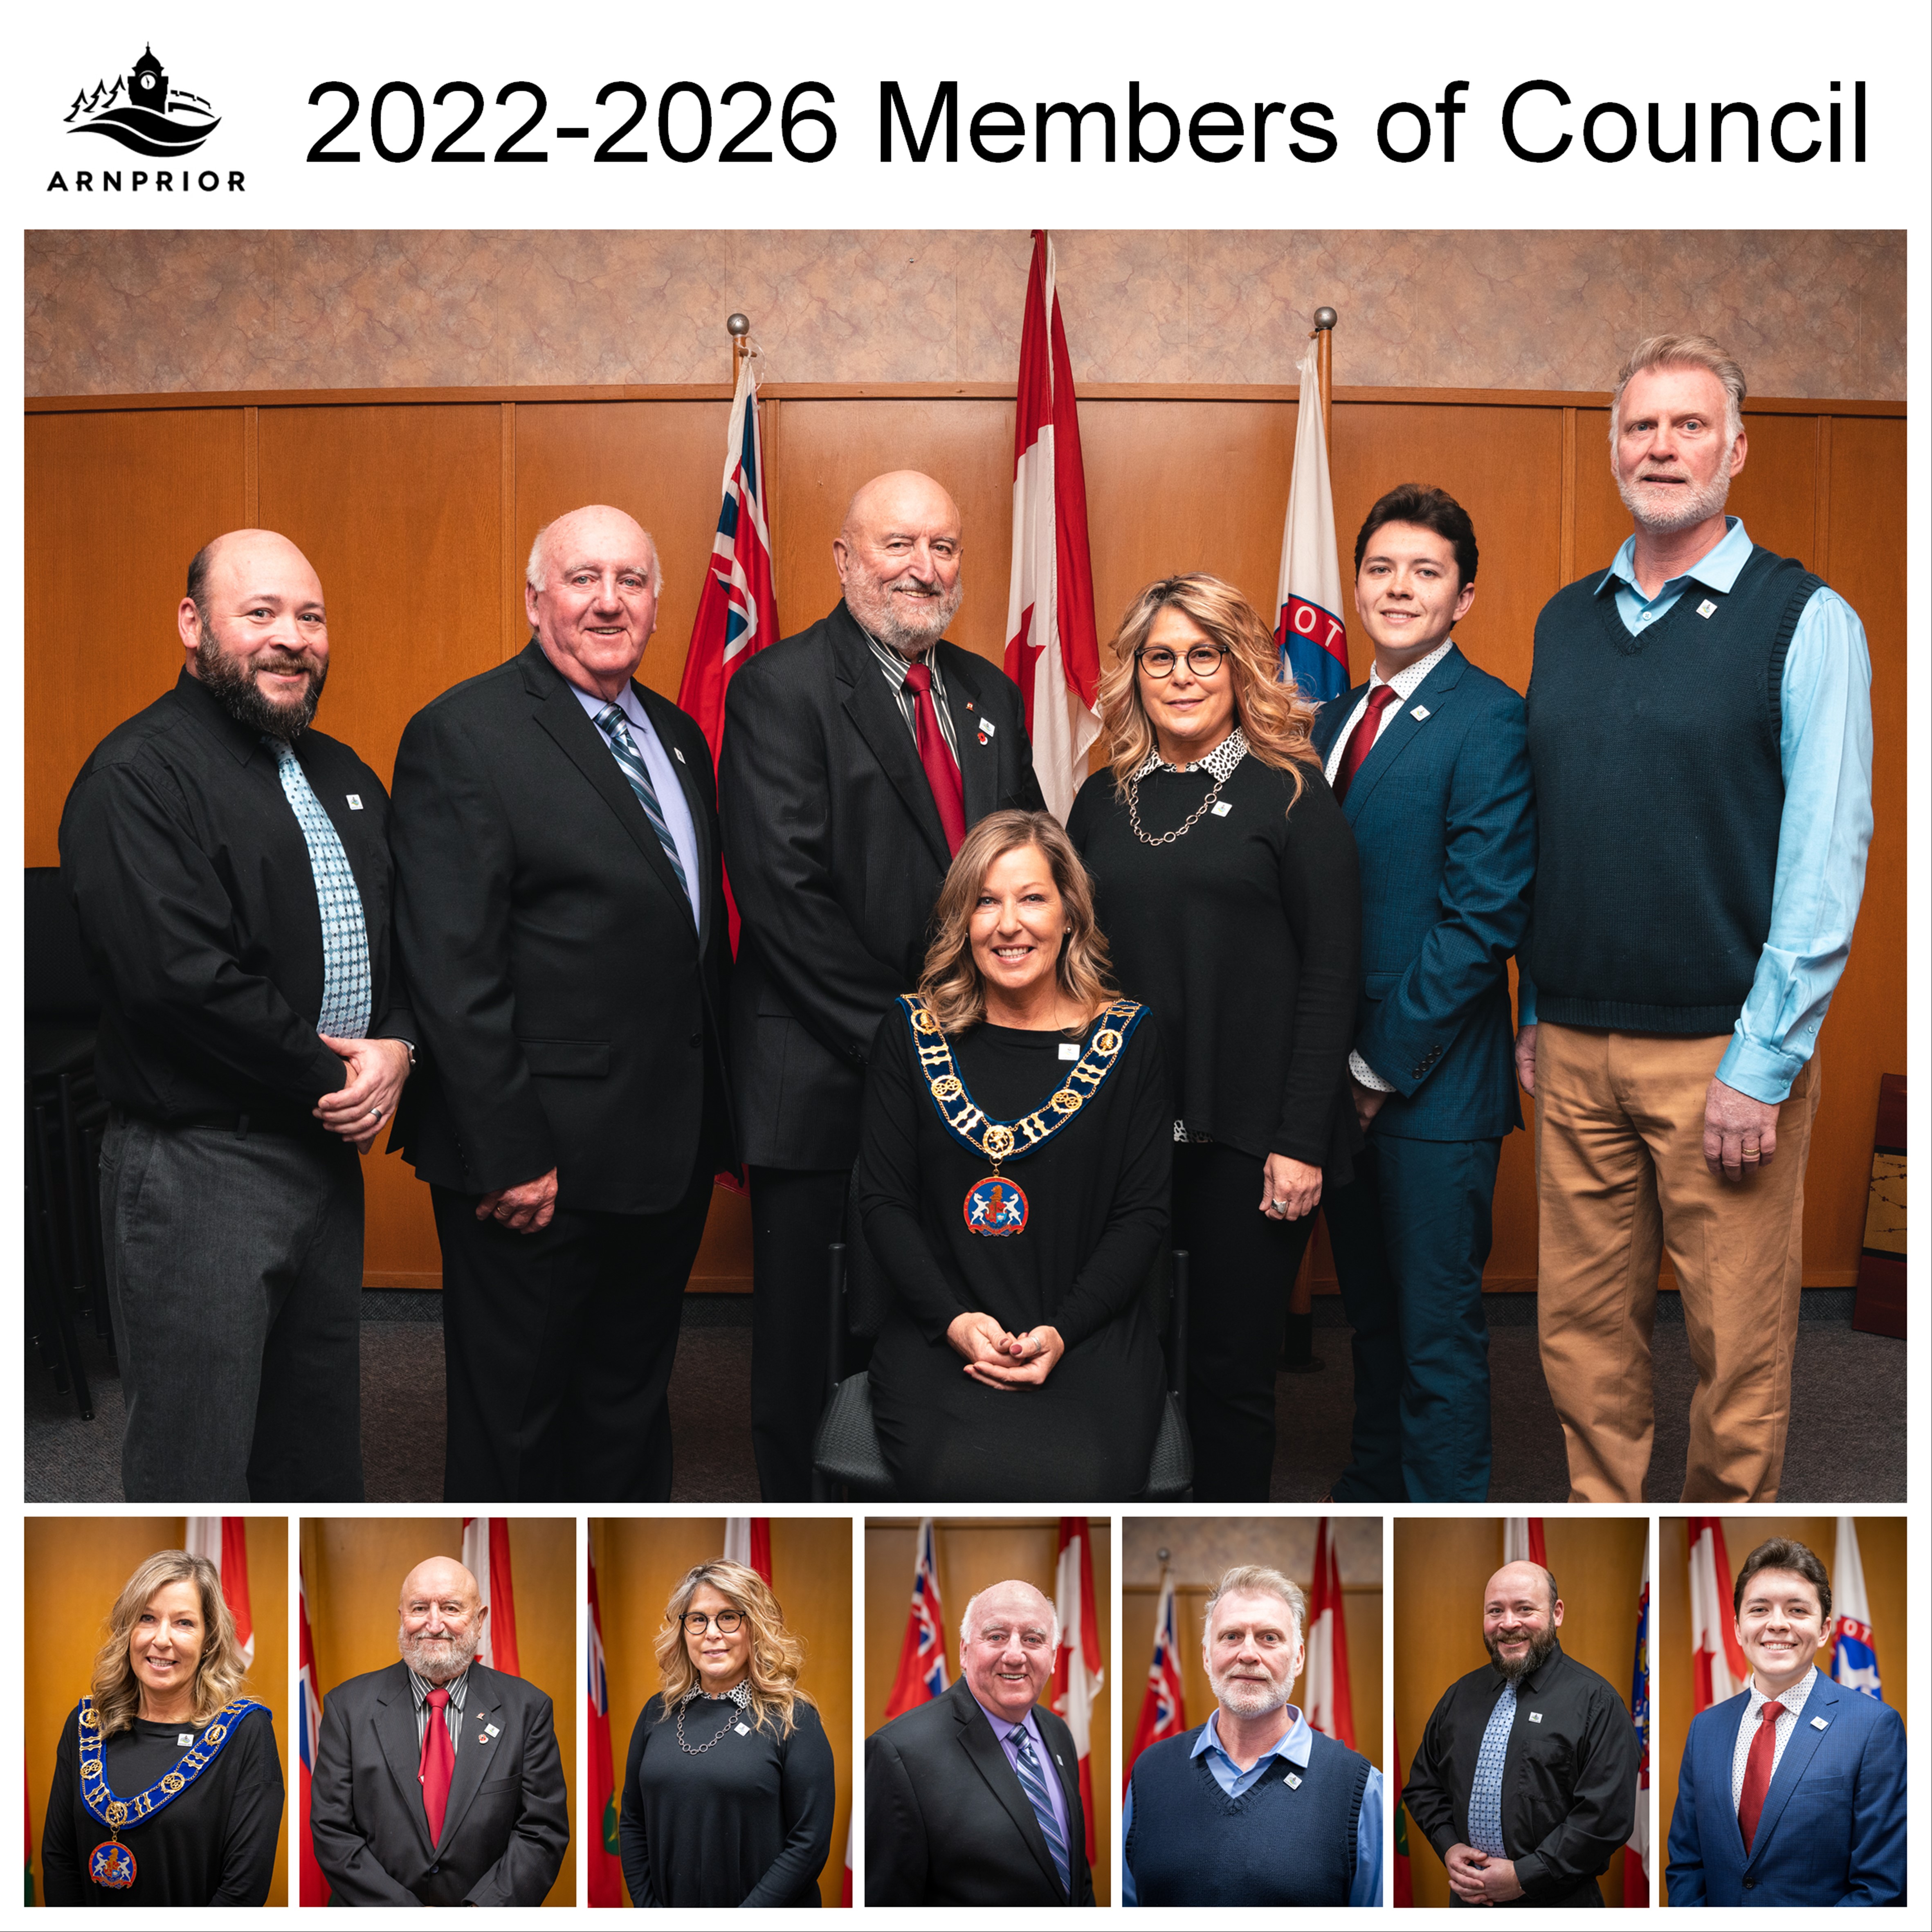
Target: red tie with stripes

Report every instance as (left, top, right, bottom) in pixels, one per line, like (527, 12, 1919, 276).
(1736, 1699, 1783, 1853)
(420, 1686, 454, 1846)
(1333, 684, 1400, 802)
(903, 658, 966, 854)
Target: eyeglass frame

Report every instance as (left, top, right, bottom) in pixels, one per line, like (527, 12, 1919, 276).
(1133, 642, 1232, 679)
(680, 1607, 746, 1634)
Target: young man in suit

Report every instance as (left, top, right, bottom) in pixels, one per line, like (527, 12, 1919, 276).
(310, 1555, 570, 1907)
(720, 470, 1045, 1500)
(866, 1579, 1093, 1907)
(1311, 485, 1536, 1502)
(390, 504, 735, 1502)
(1666, 1537, 1905, 1906)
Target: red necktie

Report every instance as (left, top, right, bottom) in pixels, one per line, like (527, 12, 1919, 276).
(420, 1686, 454, 1846)
(903, 659, 966, 855)
(1332, 684, 1400, 802)
(1736, 1698, 1783, 1852)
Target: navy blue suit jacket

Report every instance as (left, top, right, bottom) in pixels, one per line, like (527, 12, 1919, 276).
(1665, 1675, 1906, 1907)
(1310, 644, 1534, 1141)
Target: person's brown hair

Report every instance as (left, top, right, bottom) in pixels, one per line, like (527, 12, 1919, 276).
(90, 1550, 253, 1739)
(1732, 1537, 1832, 1625)
(652, 1560, 815, 1740)
(915, 809, 1116, 1035)
(1096, 574, 1324, 804)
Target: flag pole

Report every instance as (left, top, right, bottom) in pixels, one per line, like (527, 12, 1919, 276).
(726, 310, 750, 377)
(1312, 306, 1337, 473)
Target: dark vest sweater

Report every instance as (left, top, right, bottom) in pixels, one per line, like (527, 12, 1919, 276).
(1126, 1723, 1369, 1907)
(1525, 544, 1820, 1033)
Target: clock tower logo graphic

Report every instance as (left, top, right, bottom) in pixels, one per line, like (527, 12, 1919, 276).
(64, 45, 221, 156)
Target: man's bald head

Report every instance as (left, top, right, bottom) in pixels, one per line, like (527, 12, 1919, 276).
(179, 528, 330, 739)
(398, 1556, 486, 1685)
(527, 505, 661, 596)
(833, 470, 964, 656)
(959, 1579, 1057, 1722)
(960, 1578, 1058, 1650)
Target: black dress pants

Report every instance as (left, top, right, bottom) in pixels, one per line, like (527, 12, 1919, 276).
(1173, 1140, 1318, 1502)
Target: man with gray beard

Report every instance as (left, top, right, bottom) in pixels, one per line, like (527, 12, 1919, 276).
(1515, 334, 1874, 1505)
(721, 470, 1045, 1499)
(310, 1555, 569, 1906)
(1404, 1560, 1639, 1907)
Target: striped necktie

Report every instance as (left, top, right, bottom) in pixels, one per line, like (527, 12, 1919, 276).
(593, 702, 692, 908)
(266, 738, 371, 1038)
(1467, 1679, 1517, 1857)
(1010, 1725, 1072, 1899)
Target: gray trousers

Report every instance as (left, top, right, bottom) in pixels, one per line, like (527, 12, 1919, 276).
(99, 1115, 366, 1502)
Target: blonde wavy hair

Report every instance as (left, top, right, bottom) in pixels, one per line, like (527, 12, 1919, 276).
(653, 1560, 815, 1741)
(915, 809, 1117, 1036)
(90, 1550, 253, 1739)
(1098, 574, 1324, 807)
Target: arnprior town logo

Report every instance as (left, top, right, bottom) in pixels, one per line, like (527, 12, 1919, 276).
(65, 44, 219, 156)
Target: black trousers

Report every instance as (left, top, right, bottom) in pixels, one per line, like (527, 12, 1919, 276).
(747, 1164, 851, 1502)
(434, 1159, 714, 1502)
(1173, 1141, 1319, 1503)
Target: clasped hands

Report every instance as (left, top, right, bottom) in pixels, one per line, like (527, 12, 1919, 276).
(1445, 1843, 1523, 1905)
(946, 1311, 1065, 1389)
(314, 1035, 413, 1152)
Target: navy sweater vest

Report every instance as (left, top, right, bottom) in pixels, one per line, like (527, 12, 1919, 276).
(1127, 1724, 1369, 1906)
(1525, 544, 1820, 1033)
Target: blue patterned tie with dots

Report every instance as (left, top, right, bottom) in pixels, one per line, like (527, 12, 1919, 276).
(1467, 1679, 1517, 1857)
(594, 703, 693, 912)
(267, 738, 370, 1039)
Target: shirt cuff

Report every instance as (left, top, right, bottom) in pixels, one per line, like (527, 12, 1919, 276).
(1348, 1050, 1395, 1093)
(1715, 1030, 1804, 1105)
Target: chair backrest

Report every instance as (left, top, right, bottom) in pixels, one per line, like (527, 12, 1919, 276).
(25, 867, 103, 1023)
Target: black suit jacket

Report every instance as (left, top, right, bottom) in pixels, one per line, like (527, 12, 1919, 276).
(865, 1677, 1094, 1907)
(720, 602, 1044, 1168)
(389, 640, 733, 1212)
(309, 1662, 569, 1908)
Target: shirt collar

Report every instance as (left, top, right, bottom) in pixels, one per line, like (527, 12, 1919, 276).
(408, 1666, 470, 1706)
(1130, 723, 1251, 783)
(1494, 1638, 1565, 1696)
(971, 1692, 1040, 1744)
(1366, 638, 1455, 700)
(1746, 1663, 1817, 1718)
(1598, 514, 1752, 600)
(1195, 1702, 1312, 1770)
(865, 625, 943, 685)
(172, 666, 293, 765)
(571, 679, 646, 732)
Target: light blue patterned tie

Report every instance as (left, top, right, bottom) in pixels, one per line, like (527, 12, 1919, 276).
(1011, 1726, 1072, 1899)
(1468, 1679, 1517, 1857)
(267, 738, 371, 1039)
(593, 703, 692, 908)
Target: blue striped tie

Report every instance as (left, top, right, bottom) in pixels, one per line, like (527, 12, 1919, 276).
(1468, 1679, 1517, 1857)
(593, 703, 692, 908)
(267, 738, 371, 1038)
(1010, 1726, 1072, 1899)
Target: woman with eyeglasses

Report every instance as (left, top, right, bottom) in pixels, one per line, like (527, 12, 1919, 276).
(1068, 574, 1361, 1502)
(618, 1559, 835, 1908)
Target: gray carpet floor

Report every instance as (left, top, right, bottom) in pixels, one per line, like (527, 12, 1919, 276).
(25, 1292, 1905, 1505)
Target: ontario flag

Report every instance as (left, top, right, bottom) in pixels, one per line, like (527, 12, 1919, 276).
(185, 1517, 254, 1667)
(1625, 1541, 1651, 1906)
(1051, 1517, 1103, 1856)
(298, 1565, 328, 1905)
(1004, 229, 1102, 823)
(1830, 1516, 1883, 1699)
(586, 1551, 622, 1907)
(724, 1517, 773, 1585)
(1274, 332, 1350, 704)
(884, 1519, 948, 1719)
(1303, 1518, 1355, 1748)
(1504, 1518, 1549, 1570)
(462, 1518, 521, 1675)
(1392, 1723, 1414, 1907)
(1125, 1568, 1186, 1788)
(1688, 1518, 1747, 1710)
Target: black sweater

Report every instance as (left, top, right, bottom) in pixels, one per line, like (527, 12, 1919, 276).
(1068, 750, 1361, 1171)
(620, 1693, 835, 1908)
(42, 1703, 283, 1907)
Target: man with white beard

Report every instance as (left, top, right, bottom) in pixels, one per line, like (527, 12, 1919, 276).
(310, 1555, 568, 1906)
(1123, 1565, 1382, 1906)
(1514, 334, 1874, 1505)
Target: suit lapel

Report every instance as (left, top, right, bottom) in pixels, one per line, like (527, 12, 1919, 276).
(373, 1667, 435, 1859)
(942, 646, 999, 826)
(435, 1667, 499, 1856)
(1312, 683, 1367, 766)
(1744, 1678, 1840, 1871)
(636, 681, 714, 951)
(831, 611, 953, 868)
(1340, 645, 1470, 822)
(1039, 1712, 1085, 1878)
(951, 1686, 1065, 1899)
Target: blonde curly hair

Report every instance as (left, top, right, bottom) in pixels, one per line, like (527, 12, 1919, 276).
(90, 1550, 254, 1739)
(653, 1560, 815, 1740)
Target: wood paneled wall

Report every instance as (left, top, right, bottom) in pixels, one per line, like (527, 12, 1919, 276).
(24, 1516, 289, 1908)
(589, 1517, 852, 1907)
(25, 383, 1905, 1299)
(1393, 1516, 1648, 1910)
(299, 1516, 576, 1907)
(1654, 1514, 1907, 1908)
(864, 1517, 1112, 1905)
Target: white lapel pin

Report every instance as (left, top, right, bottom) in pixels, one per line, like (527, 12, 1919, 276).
(346, 793, 364, 810)
(486, 1723, 499, 1737)
(1529, 1712, 1543, 1723)
(674, 746, 687, 763)
(735, 1723, 752, 1736)
(1211, 801, 1233, 817)
(1811, 1715, 1829, 1730)
(1411, 705, 1431, 722)
(1285, 1771, 1302, 1788)
(177, 1733, 195, 1746)
(1058, 1042, 1080, 1060)
(979, 718, 997, 737)
(1697, 598, 1717, 618)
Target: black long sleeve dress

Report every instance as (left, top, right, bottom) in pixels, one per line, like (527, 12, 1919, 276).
(620, 1692, 836, 1907)
(856, 1002, 1171, 1500)
(41, 1703, 284, 1907)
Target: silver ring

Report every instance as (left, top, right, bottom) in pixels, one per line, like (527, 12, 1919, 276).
(369, 1106, 383, 1121)
(1270, 1197, 1287, 1211)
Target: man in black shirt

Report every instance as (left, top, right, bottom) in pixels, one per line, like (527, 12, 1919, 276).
(59, 529, 413, 1502)
(1404, 1560, 1640, 1908)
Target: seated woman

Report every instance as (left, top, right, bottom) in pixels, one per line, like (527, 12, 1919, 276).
(857, 807, 1171, 1501)
(620, 1559, 836, 1908)
(41, 1550, 283, 1907)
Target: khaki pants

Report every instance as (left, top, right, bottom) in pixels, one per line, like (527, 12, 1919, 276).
(1534, 1023, 1818, 1503)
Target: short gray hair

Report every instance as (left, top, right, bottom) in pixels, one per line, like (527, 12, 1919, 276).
(526, 516, 664, 595)
(960, 1580, 1058, 1651)
(1201, 1564, 1307, 1648)
(1609, 332, 1747, 450)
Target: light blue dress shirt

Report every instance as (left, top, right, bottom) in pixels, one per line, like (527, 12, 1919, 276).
(571, 681, 704, 927)
(1519, 517, 1874, 1102)
(1122, 1704, 1384, 1907)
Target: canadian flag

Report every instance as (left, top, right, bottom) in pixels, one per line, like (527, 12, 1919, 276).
(461, 1519, 520, 1676)
(1051, 1517, 1104, 1854)
(724, 1518, 773, 1584)
(1504, 1518, 1549, 1570)
(297, 1565, 328, 1905)
(1687, 1519, 1748, 1710)
(1125, 1568, 1187, 1787)
(184, 1517, 253, 1667)
(1273, 332, 1350, 704)
(1003, 229, 1102, 823)
(1302, 1518, 1355, 1748)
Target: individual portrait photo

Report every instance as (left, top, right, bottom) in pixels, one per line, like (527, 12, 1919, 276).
(1121, 1514, 1383, 1907)
(25, 1515, 288, 1908)
(1658, 1515, 1905, 1907)
(586, 1515, 852, 1908)
(1394, 1514, 1648, 1908)
(297, 1515, 574, 1907)
(864, 1515, 1109, 1906)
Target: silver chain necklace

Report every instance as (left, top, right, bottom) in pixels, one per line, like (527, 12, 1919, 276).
(1127, 730, 1248, 846)
(676, 1680, 752, 1755)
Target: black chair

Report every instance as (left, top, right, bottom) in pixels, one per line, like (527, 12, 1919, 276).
(810, 1198, 1193, 1501)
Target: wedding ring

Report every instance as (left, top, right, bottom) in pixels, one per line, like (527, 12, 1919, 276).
(1270, 1197, 1288, 1211)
